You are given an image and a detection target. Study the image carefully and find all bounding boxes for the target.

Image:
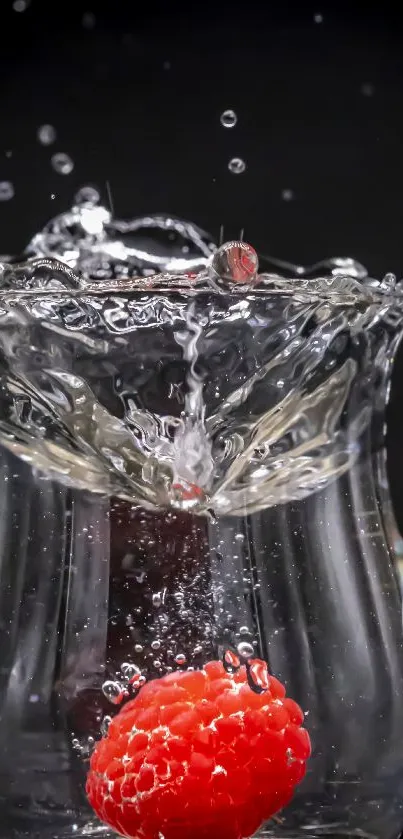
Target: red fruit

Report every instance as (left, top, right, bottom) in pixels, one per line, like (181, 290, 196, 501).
(87, 660, 311, 839)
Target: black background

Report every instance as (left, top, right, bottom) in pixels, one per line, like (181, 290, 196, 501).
(1, 0, 403, 530)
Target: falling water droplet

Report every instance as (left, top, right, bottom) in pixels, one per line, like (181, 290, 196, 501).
(220, 110, 237, 129)
(51, 153, 74, 175)
(223, 649, 241, 674)
(247, 658, 270, 694)
(100, 715, 112, 737)
(211, 241, 258, 287)
(237, 641, 254, 659)
(101, 680, 127, 705)
(37, 124, 57, 146)
(13, 0, 30, 11)
(228, 157, 246, 175)
(175, 653, 187, 666)
(75, 185, 100, 206)
(0, 182, 14, 202)
(282, 189, 294, 201)
(82, 11, 96, 29)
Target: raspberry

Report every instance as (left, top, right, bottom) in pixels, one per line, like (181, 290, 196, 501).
(87, 659, 310, 839)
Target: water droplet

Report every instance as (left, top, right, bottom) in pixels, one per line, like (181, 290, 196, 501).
(50, 194, 56, 200)
(87, 736, 95, 749)
(239, 626, 252, 636)
(13, 0, 30, 11)
(102, 680, 127, 705)
(100, 715, 112, 736)
(75, 185, 100, 206)
(223, 649, 241, 674)
(282, 188, 294, 201)
(237, 641, 254, 659)
(151, 640, 161, 651)
(0, 181, 14, 202)
(152, 592, 162, 608)
(228, 157, 246, 175)
(120, 661, 141, 682)
(51, 153, 74, 176)
(247, 658, 270, 694)
(153, 659, 162, 668)
(235, 532, 245, 542)
(82, 11, 96, 28)
(211, 241, 258, 287)
(134, 644, 143, 653)
(314, 12, 323, 23)
(220, 110, 237, 129)
(174, 653, 186, 666)
(72, 737, 80, 749)
(37, 124, 56, 146)
(361, 83, 374, 97)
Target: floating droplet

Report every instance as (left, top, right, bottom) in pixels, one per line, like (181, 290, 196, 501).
(75, 185, 100, 206)
(0, 181, 14, 202)
(223, 649, 241, 674)
(282, 189, 294, 201)
(220, 109, 237, 129)
(101, 680, 127, 705)
(174, 653, 186, 666)
(37, 124, 56, 146)
(237, 641, 254, 659)
(228, 157, 246, 175)
(211, 241, 258, 287)
(151, 640, 161, 651)
(100, 715, 112, 737)
(314, 12, 323, 23)
(247, 658, 270, 694)
(51, 153, 74, 175)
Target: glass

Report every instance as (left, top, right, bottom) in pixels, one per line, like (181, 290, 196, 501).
(1, 208, 403, 839)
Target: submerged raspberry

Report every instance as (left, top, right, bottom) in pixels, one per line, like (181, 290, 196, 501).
(86, 659, 311, 839)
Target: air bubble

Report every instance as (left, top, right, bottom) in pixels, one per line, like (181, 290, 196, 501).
(151, 640, 161, 651)
(135, 644, 143, 653)
(120, 662, 141, 681)
(0, 182, 14, 202)
(220, 109, 237, 129)
(314, 12, 323, 23)
(152, 592, 162, 608)
(87, 736, 95, 748)
(237, 641, 254, 659)
(235, 533, 245, 542)
(101, 680, 127, 705)
(100, 715, 112, 736)
(51, 153, 74, 176)
(228, 157, 246, 175)
(153, 660, 162, 668)
(37, 124, 56, 146)
(174, 653, 186, 666)
(239, 626, 252, 636)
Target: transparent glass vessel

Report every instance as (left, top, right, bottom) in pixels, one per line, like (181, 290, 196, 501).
(1, 206, 403, 839)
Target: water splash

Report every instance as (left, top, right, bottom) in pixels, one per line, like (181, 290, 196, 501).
(0, 194, 401, 516)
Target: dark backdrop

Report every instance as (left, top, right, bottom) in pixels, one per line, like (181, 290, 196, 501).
(1, 0, 403, 531)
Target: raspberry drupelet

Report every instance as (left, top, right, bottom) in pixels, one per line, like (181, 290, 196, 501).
(86, 659, 311, 839)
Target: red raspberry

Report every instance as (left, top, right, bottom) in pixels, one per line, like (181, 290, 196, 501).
(86, 660, 311, 839)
